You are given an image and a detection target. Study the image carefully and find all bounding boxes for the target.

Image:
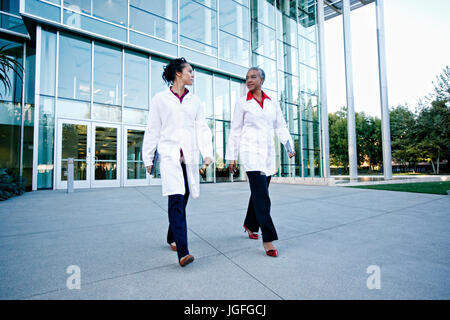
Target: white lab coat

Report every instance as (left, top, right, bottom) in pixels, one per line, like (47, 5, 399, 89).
(225, 93, 294, 176)
(142, 88, 213, 198)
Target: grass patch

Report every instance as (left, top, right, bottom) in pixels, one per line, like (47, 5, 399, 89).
(349, 181, 450, 195)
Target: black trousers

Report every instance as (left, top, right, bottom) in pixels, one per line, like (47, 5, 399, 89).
(244, 171, 278, 243)
(167, 162, 190, 260)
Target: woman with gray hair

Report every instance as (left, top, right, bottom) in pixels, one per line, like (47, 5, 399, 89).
(226, 67, 295, 257)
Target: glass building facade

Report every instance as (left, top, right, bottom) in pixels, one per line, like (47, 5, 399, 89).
(0, 0, 323, 191)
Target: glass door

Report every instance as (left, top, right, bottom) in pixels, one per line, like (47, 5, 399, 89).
(56, 119, 91, 189)
(91, 123, 121, 188)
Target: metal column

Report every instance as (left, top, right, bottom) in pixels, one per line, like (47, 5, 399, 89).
(317, 0, 330, 178)
(342, 0, 358, 180)
(375, 0, 393, 180)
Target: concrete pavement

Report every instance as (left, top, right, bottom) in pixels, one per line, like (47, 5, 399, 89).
(0, 182, 449, 299)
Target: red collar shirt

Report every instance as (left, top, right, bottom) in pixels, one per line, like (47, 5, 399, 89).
(225, 90, 294, 176)
(246, 90, 271, 109)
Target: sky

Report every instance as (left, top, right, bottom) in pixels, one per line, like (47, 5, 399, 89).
(324, 0, 450, 117)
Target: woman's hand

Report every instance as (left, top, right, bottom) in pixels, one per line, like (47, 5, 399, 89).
(146, 165, 153, 174)
(228, 160, 237, 173)
(288, 152, 296, 159)
(204, 157, 213, 167)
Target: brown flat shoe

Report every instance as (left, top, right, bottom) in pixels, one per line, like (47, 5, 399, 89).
(179, 254, 194, 267)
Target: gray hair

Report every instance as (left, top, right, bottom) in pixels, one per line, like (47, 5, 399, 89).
(248, 67, 265, 82)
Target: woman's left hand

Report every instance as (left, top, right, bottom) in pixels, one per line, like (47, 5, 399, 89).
(288, 152, 296, 159)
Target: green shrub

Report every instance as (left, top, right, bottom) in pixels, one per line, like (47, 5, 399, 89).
(0, 168, 25, 201)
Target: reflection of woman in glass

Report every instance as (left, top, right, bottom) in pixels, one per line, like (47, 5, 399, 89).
(143, 58, 213, 267)
(226, 67, 295, 257)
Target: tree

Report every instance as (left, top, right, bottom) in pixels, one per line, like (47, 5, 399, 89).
(355, 112, 382, 170)
(329, 107, 383, 173)
(328, 108, 349, 171)
(432, 65, 450, 103)
(390, 105, 418, 170)
(414, 99, 450, 174)
(411, 67, 450, 174)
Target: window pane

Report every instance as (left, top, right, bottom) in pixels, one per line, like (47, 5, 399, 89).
(130, 3, 177, 42)
(92, 103, 121, 122)
(0, 39, 22, 180)
(180, 0, 217, 54)
(63, 9, 127, 42)
(93, 0, 127, 25)
(214, 75, 230, 121)
(0, 40, 22, 103)
(194, 69, 214, 119)
(299, 37, 317, 68)
(278, 71, 299, 104)
(151, 57, 169, 96)
(251, 0, 275, 28)
(58, 33, 91, 101)
(251, 21, 276, 59)
(215, 120, 231, 182)
(0, 101, 21, 175)
(1, 0, 20, 14)
(299, 64, 318, 95)
(286, 103, 299, 135)
(127, 129, 146, 179)
(94, 42, 122, 105)
(252, 54, 276, 91)
(219, 0, 249, 40)
(57, 98, 90, 119)
(37, 96, 55, 189)
(230, 78, 245, 120)
(123, 108, 147, 125)
(63, 0, 91, 14)
(195, 0, 217, 9)
(130, 0, 177, 21)
(40, 29, 56, 96)
(124, 51, 149, 109)
(300, 94, 318, 122)
(276, 0, 297, 47)
(278, 41, 298, 76)
(219, 31, 249, 66)
(199, 119, 214, 182)
(298, 0, 317, 42)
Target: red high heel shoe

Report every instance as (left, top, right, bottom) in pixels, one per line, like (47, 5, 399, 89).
(265, 249, 278, 257)
(243, 225, 258, 240)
